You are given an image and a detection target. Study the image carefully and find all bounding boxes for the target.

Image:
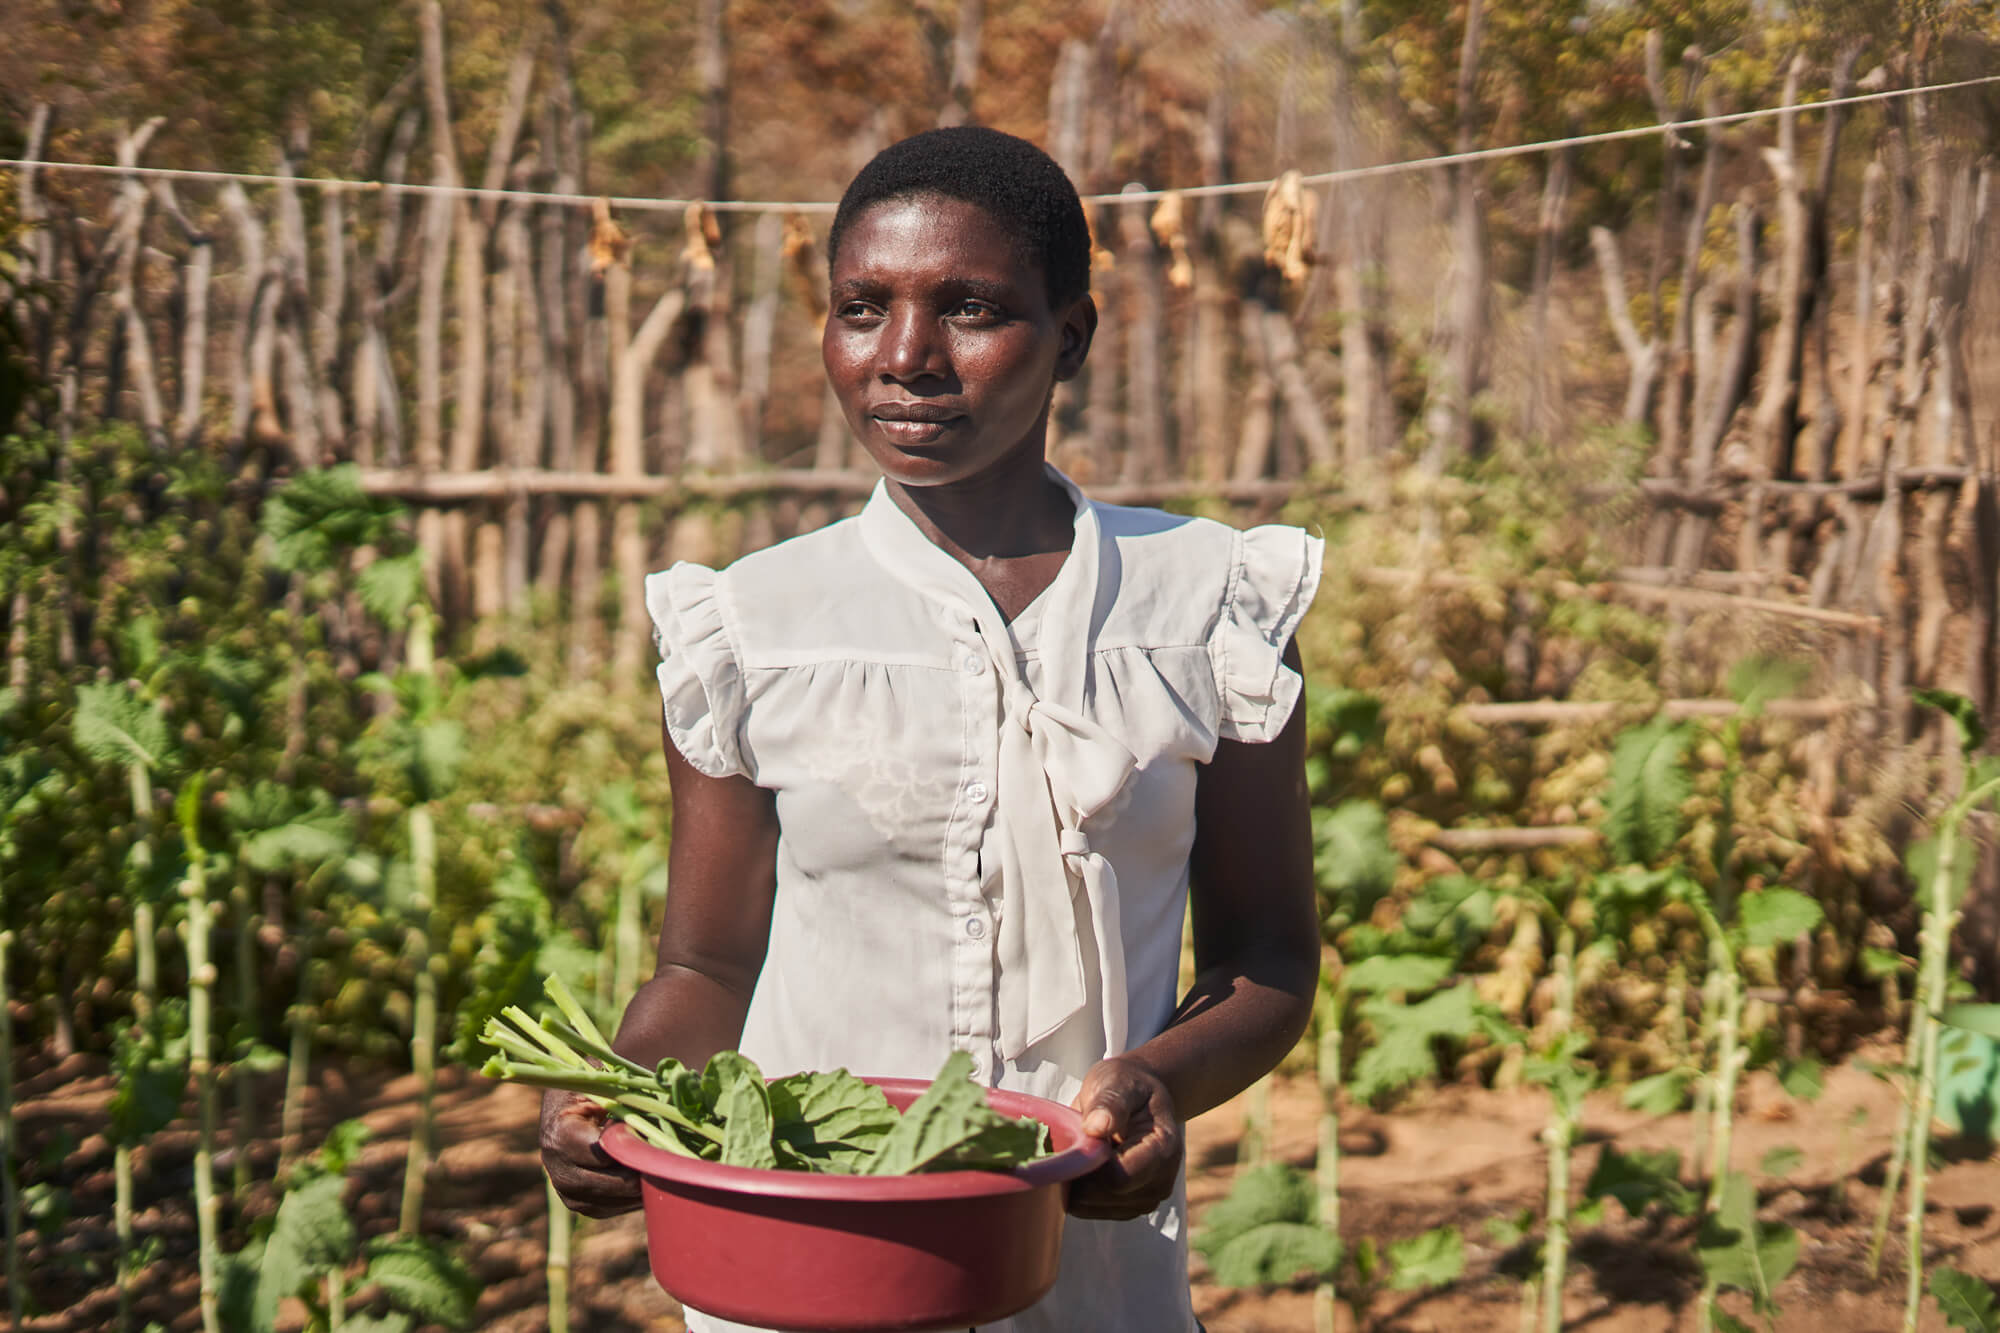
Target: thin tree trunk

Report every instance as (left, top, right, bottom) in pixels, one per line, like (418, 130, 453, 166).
(274, 134, 324, 466)
(1753, 56, 1807, 480)
(220, 184, 282, 451)
(1425, 0, 1488, 470)
(1119, 186, 1168, 482)
(608, 222, 688, 678)
(1233, 289, 1276, 483)
(1844, 159, 1884, 481)
(13, 105, 57, 391)
(151, 183, 213, 449)
(936, 0, 984, 128)
(740, 211, 783, 458)
(1589, 226, 1659, 427)
(694, 0, 730, 203)
(111, 121, 168, 452)
(1527, 150, 1570, 439)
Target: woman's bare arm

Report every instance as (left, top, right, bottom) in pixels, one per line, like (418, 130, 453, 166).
(1069, 640, 1319, 1218)
(540, 720, 780, 1216)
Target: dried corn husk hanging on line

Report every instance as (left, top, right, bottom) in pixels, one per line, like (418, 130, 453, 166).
(782, 212, 828, 331)
(1261, 169, 1318, 285)
(1083, 201, 1118, 279)
(1149, 191, 1194, 291)
(589, 196, 631, 273)
(683, 201, 722, 273)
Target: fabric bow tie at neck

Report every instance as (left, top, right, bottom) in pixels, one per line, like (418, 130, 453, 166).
(858, 470, 1137, 1061)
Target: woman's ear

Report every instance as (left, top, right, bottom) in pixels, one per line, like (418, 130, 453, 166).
(1053, 295, 1098, 383)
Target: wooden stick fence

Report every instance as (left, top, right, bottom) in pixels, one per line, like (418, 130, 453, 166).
(6, 13, 1998, 733)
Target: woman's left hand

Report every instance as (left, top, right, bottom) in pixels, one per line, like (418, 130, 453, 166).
(1067, 1056, 1183, 1220)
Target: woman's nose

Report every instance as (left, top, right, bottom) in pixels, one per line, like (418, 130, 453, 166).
(879, 305, 944, 383)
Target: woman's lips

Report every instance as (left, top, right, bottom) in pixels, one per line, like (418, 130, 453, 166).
(870, 405, 964, 446)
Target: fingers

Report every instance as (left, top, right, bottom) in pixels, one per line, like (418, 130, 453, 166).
(540, 1093, 643, 1218)
(1068, 1060, 1184, 1221)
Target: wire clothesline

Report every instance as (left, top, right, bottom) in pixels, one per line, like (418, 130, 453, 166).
(3, 71, 1998, 216)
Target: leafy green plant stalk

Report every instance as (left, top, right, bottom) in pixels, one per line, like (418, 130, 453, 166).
(1892, 691, 2000, 1333)
(1312, 981, 1342, 1333)
(1539, 922, 1579, 1333)
(546, 1180, 572, 1333)
(129, 760, 160, 1022)
(176, 778, 222, 1333)
(399, 602, 441, 1237)
(230, 863, 258, 1196)
(1, 927, 18, 1330)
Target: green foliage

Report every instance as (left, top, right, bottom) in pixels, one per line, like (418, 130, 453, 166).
(73, 683, 173, 775)
(1732, 889, 1823, 952)
(1386, 1225, 1465, 1291)
(1314, 799, 1399, 932)
(1586, 1145, 1697, 1219)
(1195, 1163, 1342, 1288)
(1350, 983, 1513, 1103)
(261, 466, 409, 577)
(1696, 1171, 1801, 1323)
(1603, 718, 1692, 866)
(1936, 1027, 2000, 1143)
(1622, 1068, 1696, 1115)
(1758, 1146, 1804, 1179)
(108, 999, 189, 1147)
(481, 980, 1043, 1175)
(1932, 1268, 2000, 1333)
(1915, 688, 1986, 756)
(247, 1120, 473, 1333)
(1523, 1031, 1599, 1124)
(1726, 657, 1810, 719)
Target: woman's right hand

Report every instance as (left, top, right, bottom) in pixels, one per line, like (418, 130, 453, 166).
(539, 1090, 642, 1218)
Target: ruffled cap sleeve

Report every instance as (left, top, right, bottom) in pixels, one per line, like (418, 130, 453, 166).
(645, 563, 750, 779)
(1211, 525, 1325, 743)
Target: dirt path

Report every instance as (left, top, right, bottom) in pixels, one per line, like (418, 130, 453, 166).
(6, 1046, 1996, 1331)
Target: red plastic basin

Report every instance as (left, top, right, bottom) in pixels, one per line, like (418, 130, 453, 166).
(597, 1077, 1110, 1332)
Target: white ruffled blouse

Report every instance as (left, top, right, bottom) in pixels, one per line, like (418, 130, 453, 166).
(646, 467, 1322, 1333)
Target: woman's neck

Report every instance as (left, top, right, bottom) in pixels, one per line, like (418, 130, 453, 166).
(883, 446, 1074, 564)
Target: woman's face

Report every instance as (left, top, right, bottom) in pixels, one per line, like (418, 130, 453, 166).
(822, 193, 1094, 488)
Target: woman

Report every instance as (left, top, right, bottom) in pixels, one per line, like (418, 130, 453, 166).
(542, 126, 1323, 1332)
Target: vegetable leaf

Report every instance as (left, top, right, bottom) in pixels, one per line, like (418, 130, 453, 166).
(1339, 954, 1453, 997)
(1759, 1146, 1804, 1179)
(1603, 718, 1691, 865)
(74, 682, 172, 773)
(1585, 1146, 1695, 1218)
(1350, 982, 1497, 1103)
(1207, 1222, 1341, 1288)
(1733, 888, 1823, 951)
(1942, 1004, 2000, 1041)
(363, 1235, 478, 1329)
(1931, 1267, 2000, 1333)
(1696, 1171, 1800, 1314)
(1195, 1163, 1317, 1259)
(1388, 1225, 1465, 1291)
(1916, 689, 1986, 756)
(863, 1051, 1045, 1175)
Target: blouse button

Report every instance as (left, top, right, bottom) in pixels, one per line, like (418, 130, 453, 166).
(961, 653, 985, 675)
(966, 781, 989, 804)
(965, 916, 987, 939)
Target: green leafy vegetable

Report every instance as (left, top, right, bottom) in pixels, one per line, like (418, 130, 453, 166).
(1932, 1267, 2000, 1333)
(1387, 1224, 1465, 1291)
(481, 977, 1048, 1175)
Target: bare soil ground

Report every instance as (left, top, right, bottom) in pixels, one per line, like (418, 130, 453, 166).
(7, 1041, 1997, 1332)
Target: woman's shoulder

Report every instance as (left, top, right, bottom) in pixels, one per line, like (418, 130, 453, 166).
(1083, 495, 1320, 642)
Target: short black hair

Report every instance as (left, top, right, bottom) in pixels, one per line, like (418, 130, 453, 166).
(827, 126, 1091, 309)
